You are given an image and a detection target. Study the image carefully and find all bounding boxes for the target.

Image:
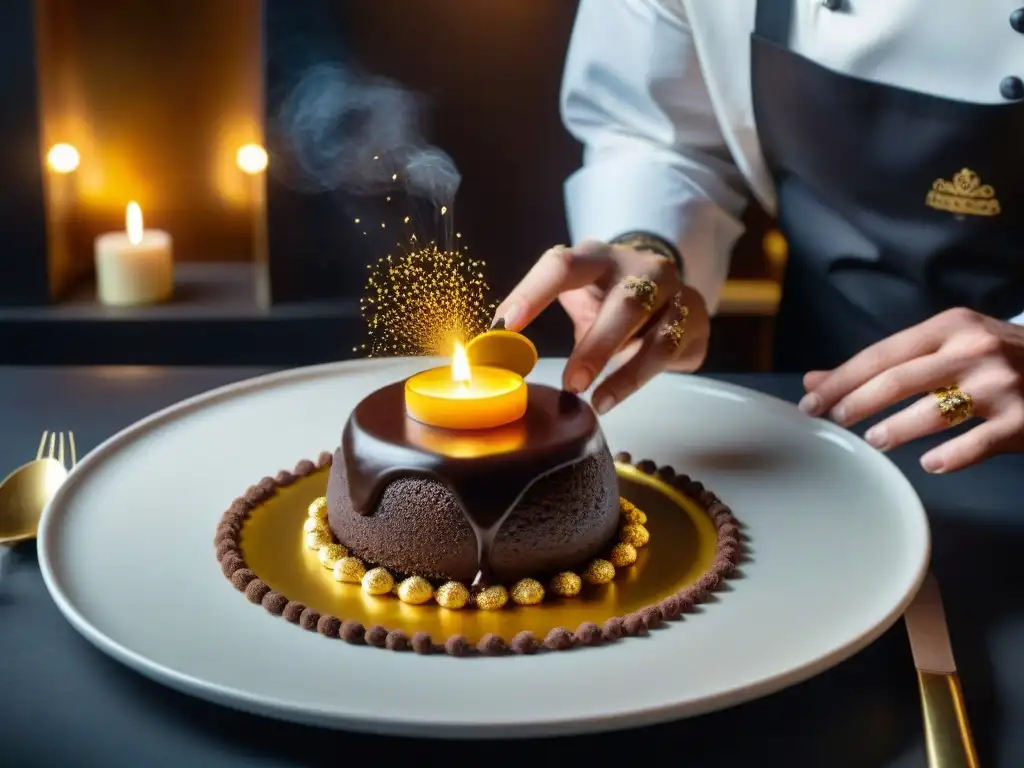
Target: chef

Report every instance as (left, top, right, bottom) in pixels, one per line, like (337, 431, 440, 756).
(492, 0, 1024, 473)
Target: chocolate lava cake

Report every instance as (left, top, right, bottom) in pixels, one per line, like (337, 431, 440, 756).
(326, 381, 620, 585)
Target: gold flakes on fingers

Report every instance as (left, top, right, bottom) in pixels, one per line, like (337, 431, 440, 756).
(658, 297, 690, 349)
(622, 275, 658, 312)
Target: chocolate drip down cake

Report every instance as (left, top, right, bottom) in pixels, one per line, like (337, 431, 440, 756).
(327, 382, 620, 586)
(215, 330, 744, 655)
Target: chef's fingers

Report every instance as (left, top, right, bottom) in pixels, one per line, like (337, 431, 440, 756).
(589, 287, 705, 414)
(919, 408, 1024, 473)
(799, 308, 982, 417)
(662, 285, 711, 372)
(802, 370, 829, 390)
(563, 255, 680, 394)
(861, 393, 964, 455)
(826, 352, 965, 428)
(862, 364, 995, 456)
(864, 363, 1022, 470)
(491, 242, 612, 332)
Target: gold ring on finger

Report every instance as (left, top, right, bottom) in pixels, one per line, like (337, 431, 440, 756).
(933, 384, 973, 426)
(658, 297, 690, 349)
(622, 274, 658, 312)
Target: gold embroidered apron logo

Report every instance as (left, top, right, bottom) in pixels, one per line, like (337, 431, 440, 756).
(925, 168, 1000, 216)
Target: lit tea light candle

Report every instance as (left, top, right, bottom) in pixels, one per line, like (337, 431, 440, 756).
(405, 342, 527, 430)
(94, 201, 174, 306)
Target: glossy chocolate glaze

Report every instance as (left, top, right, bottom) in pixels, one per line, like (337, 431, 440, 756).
(342, 381, 604, 586)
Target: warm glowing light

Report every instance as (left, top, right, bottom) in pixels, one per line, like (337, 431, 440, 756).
(126, 202, 144, 246)
(451, 342, 471, 383)
(407, 419, 527, 458)
(47, 143, 80, 174)
(405, 364, 526, 430)
(763, 229, 788, 261)
(236, 143, 268, 175)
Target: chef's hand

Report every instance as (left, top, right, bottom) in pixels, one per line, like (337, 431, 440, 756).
(798, 308, 1024, 473)
(491, 241, 710, 414)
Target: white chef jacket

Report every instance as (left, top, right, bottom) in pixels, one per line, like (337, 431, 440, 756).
(561, 0, 1024, 323)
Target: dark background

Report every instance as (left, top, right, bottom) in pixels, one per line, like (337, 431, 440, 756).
(0, 0, 775, 368)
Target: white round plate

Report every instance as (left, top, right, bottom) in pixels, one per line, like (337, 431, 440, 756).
(38, 358, 930, 738)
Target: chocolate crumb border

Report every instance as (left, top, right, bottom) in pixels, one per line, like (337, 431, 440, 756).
(214, 450, 744, 657)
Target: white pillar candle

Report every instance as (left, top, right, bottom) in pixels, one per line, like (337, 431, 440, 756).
(94, 202, 174, 306)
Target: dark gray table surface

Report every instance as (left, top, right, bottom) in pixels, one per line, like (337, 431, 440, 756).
(2, 366, 1022, 768)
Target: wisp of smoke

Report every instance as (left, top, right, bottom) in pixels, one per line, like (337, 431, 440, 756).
(271, 63, 461, 205)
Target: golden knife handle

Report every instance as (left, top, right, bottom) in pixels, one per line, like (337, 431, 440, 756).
(918, 670, 980, 768)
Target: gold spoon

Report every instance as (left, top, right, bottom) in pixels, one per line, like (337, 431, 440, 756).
(0, 431, 75, 545)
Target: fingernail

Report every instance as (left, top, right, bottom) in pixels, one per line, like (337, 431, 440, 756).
(830, 404, 847, 424)
(920, 453, 945, 474)
(594, 395, 614, 415)
(864, 425, 888, 450)
(489, 317, 506, 330)
(797, 393, 822, 416)
(566, 369, 592, 393)
(501, 302, 523, 331)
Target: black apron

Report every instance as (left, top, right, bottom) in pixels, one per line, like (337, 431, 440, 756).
(751, 0, 1024, 372)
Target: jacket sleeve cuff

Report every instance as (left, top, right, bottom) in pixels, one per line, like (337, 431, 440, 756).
(564, 154, 745, 316)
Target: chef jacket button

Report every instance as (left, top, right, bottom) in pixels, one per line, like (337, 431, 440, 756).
(1000, 75, 1024, 100)
(1011, 9, 1024, 33)
(822, 0, 842, 9)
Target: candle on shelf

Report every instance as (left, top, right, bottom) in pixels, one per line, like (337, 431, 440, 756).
(94, 202, 174, 306)
(405, 342, 527, 430)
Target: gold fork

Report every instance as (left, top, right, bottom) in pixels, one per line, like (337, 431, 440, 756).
(0, 431, 77, 544)
(35, 430, 77, 469)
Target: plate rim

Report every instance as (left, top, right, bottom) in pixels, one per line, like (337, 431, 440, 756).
(36, 359, 932, 737)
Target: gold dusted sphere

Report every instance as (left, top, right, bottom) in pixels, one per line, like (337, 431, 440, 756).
(397, 576, 434, 605)
(619, 523, 650, 548)
(510, 578, 545, 606)
(362, 567, 395, 596)
(333, 556, 367, 583)
(475, 585, 509, 611)
(549, 571, 582, 598)
(608, 542, 638, 567)
(619, 498, 647, 525)
(582, 559, 616, 585)
(302, 516, 326, 534)
(308, 496, 328, 519)
(317, 543, 347, 569)
(304, 529, 331, 550)
(435, 581, 470, 609)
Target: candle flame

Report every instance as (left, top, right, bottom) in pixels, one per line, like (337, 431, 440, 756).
(451, 341, 471, 383)
(126, 202, 144, 246)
